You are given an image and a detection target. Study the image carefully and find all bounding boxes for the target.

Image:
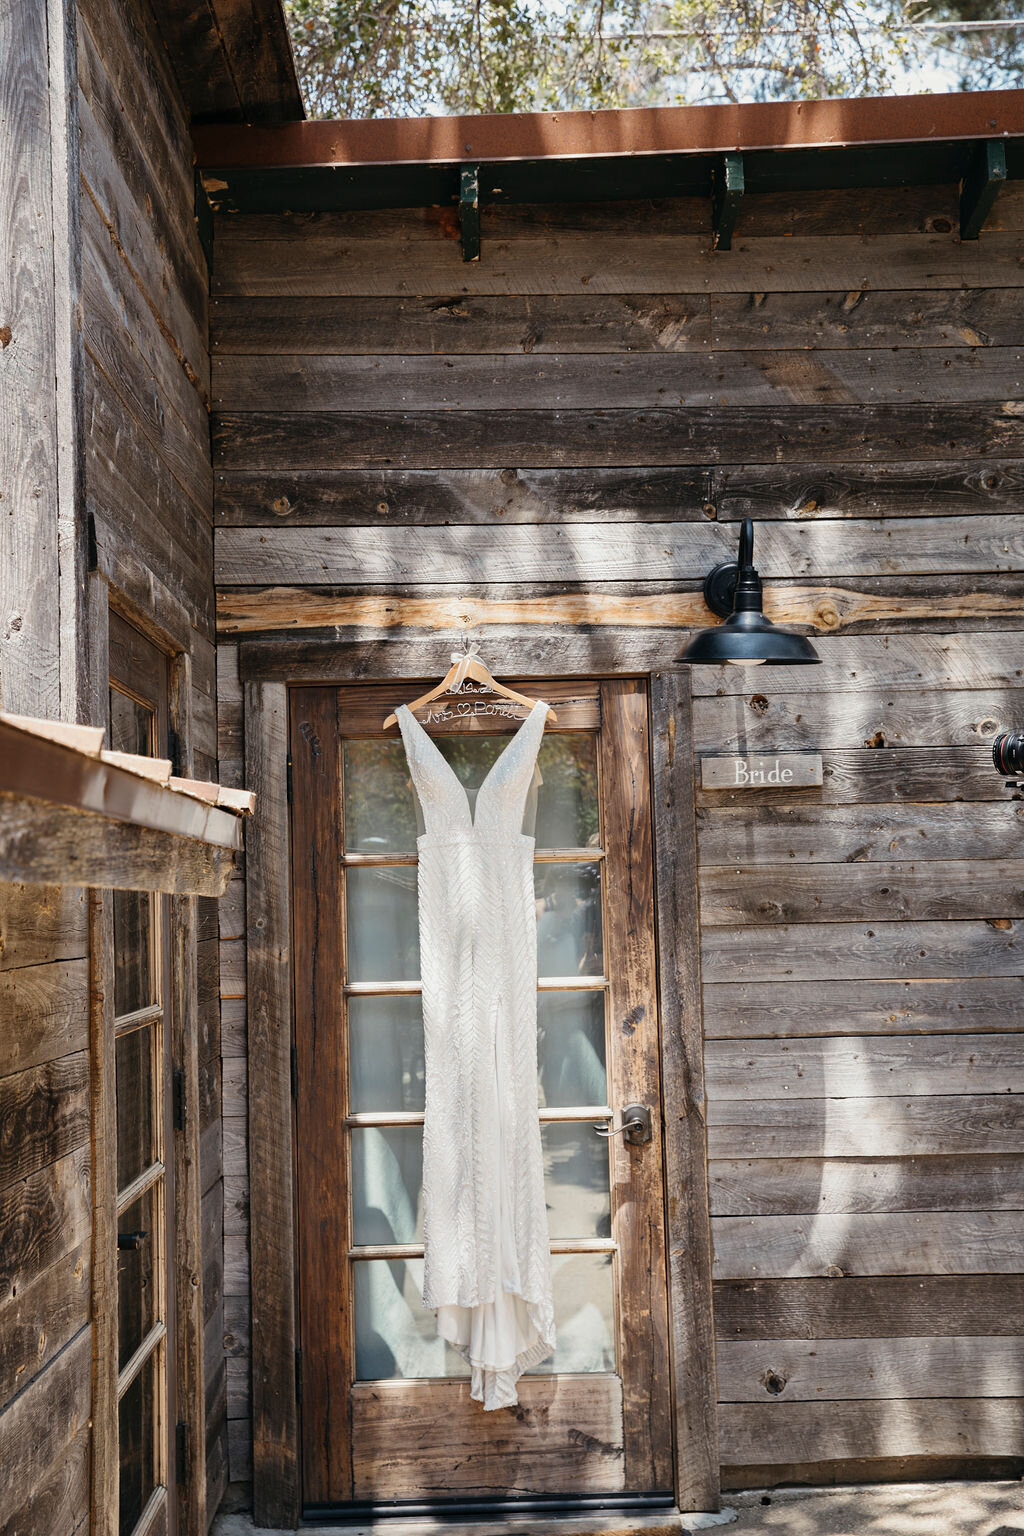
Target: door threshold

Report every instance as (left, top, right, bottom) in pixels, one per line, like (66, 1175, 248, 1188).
(291, 1511, 725, 1536)
(296, 1518, 679, 1536)
(214, 1502, 738, 1536)
(304, 1495, 674, 1523)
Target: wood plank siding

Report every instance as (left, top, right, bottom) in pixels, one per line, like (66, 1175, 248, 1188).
(76, 0, 224, 1517)
(212, 182, 1024, 1490)
(1, 0, 220, 1529)
(0, 0, 91, 1522)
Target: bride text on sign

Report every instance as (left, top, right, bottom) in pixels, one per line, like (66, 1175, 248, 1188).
(701, 753, 823, 790)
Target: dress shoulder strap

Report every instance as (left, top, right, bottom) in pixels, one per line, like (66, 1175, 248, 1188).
(396, 705, 473, 835)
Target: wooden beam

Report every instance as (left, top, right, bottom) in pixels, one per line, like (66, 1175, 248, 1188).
(649, 670, 721, 1512)
(0, 1230, 90, 1405)
(709, 1095, 1024, 1162)
(703, 975, 1024, 1037)
(208, 286, 1024, 358)
(716, 1334, 1024, 1402)
(244, 681, 299, 1528)
(711, 1210, 1024, 1279)
(960, 138, 1007, 239)
(699, 857, 1024, 926)
(1, 0, 63, 716)
(713, 1275, 1024, 1339)
(49, 0, 88, 722)
(350, 1377, 625, 1499)
(216, 583, 1024, 639)
(696, 801, 1024, 864)
(600, 680, 673, 1490)
(0, 1326, 91, 1519)
(709, 1152, 1024, 1217)
(213, 514, 1024, 587)
(460, 163, 480, 262)
(703, 919, 1024, 986)
(0, 958, 89, 1075)
(0, 1052, 89, 1189)
(0, 793, 237, 896)
(211, 231, 1024, 298)
(191, 89, 1024, 171)
(172, 894, 208, 1536)
(89, 890, 117, 1536)
(712, 151, 744, 250)
(238, 630, 684, 683)
(718, 1395, 1024, 1466)
(290, 688, 352, 1505)
(213, 403, 1024, 469)
(215, 346, 1024, 414)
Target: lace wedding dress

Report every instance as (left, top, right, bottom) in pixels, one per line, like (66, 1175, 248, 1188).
(397, 699, 556, 1410)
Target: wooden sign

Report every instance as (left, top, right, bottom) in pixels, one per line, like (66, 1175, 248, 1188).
(701, 752, 823, 790)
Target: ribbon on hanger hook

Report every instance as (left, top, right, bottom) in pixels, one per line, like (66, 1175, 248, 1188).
(449, 640, 482, 692)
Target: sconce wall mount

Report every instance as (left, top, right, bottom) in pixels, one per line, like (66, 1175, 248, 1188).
(678, 518, 822, 667)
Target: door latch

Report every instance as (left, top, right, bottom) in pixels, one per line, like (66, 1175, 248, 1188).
(594, 1104, 653, 1147)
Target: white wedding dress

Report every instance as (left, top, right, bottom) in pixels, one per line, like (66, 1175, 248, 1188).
(397, 700, 556, 1410)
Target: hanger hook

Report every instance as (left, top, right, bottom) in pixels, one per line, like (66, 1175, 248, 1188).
(449, 638, 482, 693)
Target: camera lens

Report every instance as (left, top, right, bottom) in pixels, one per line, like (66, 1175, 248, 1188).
(992, 732, 1024, 777)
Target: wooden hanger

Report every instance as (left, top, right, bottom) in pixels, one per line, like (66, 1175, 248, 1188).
(383, 646, 556, 730)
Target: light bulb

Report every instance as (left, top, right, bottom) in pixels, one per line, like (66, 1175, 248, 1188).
(726, 657, 766, 667)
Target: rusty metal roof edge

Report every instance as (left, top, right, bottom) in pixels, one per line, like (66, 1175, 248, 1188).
(193, 89, 1024, 170)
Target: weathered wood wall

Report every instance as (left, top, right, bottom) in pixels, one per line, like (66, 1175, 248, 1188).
(1, 0, 92, 1525)
(1, 0, 222, 1529)
(211, 185, 1024, 1489)
(77, 0, 226, 1517)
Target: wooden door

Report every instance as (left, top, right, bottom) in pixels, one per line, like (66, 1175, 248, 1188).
(291, 678, 671, 1513)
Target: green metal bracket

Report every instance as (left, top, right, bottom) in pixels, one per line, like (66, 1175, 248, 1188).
(460, 163, 481, 262)
(960, 138, 1007, 240)
(712, 151, 744, 251)
(194, 169, 213, 274)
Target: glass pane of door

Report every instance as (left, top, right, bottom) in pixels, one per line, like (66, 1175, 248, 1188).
(113, 890, 155, 1017)
(339, 713, 611, 1384)
(343, 733, 600, 853)
(118, 1186, 158, 1369)
(115, 1026, 156, 1190)
(118, 1347, 160, 1534)
(352, 1252, 615, 1381)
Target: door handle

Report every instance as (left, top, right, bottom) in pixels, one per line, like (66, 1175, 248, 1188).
(594, 1104, 652, 1147)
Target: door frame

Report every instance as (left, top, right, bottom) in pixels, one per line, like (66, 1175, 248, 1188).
(243, 639, 719, 1529)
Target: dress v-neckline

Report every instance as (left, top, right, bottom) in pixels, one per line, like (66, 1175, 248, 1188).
(398, 698, 546, 832)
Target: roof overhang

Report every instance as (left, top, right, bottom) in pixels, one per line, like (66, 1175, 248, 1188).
(155, 0, 304, 125)
(196, 89, 1024, 215)
(0, 715, 250, 896)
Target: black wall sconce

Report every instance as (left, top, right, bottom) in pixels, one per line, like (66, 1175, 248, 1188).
(678, 518, 822, 668)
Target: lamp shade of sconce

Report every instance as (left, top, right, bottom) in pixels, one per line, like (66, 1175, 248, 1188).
(677, 518, 822, 668)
